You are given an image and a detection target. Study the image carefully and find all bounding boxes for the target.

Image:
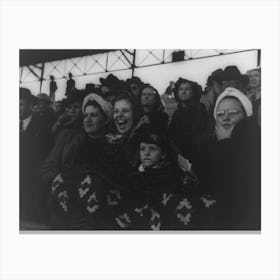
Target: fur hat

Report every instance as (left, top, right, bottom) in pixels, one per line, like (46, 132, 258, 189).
(213, 87, 253, 119)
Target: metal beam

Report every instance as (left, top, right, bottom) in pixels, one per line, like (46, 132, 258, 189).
(27, 66, 40, 79)
(20, 49, 258, 84)
(131, 49, 136, 77)
(120, 50, 133, 67)
(39, 63, 45, 94)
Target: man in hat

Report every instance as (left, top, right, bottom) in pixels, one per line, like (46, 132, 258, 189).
(51, 90, 84, 138)
(220, 65, 249, 93)
(20, 88, 53, 228)
(201, 69, 223, 113)
(37, 93, 56, 130)
(42, 91, 85, 185)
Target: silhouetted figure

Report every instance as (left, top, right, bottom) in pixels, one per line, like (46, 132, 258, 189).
(49, 75, 57, 102)
(66, 72, 75, 96)
(20, 88, 53, 227)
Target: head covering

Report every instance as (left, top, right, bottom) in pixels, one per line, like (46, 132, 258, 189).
(132, 124, 172, 156)
(174, 78, 202, 102)
(63, 90, 85, 107)
(220, 66, 249, 86)
(37, 93, 52, 104)
(85, 83, 96, 94)
(126, 76, 144, 86)
(100, 74, 121, 87)
(213, 87, 253, 119)
(82, 93, 113, 121)
(206, 68, 223, 86)
(20, 88, 38, 104)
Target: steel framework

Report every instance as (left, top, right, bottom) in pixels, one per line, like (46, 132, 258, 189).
(19, 49, 260, 91)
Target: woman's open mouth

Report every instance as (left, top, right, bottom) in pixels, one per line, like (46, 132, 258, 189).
(116, 119, 128, 131)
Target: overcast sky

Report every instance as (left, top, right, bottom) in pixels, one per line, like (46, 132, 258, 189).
(19, 49, 258, 101)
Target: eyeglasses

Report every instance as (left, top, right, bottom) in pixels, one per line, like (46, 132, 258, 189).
(216, 109, 241, 118)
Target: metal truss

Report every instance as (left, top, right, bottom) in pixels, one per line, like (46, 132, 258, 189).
(19, 49, 260, 91)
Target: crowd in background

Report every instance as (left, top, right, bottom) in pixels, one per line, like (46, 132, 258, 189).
(19, 64, 261, 230)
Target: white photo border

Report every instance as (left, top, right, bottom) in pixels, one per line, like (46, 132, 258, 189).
(1, 0, 280, 279)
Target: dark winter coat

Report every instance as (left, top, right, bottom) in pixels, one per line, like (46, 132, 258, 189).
(193, 117, 261, 230)
(41, 126, 83, 184)
(145, 110, 169, 133)
(20, 113, 54, 223)
(168, 101, 207, 162)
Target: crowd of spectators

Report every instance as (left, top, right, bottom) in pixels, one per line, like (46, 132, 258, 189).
(19, 64, 261, 230)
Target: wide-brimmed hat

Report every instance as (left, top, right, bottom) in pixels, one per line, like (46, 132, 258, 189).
(37, 93, 52, 104)
(220, 66, 249, 86)
(100, 74, 122, 87)
(20, 88, 38, 104)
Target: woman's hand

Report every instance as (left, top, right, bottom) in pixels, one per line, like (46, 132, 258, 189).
(178, 154, 192, 172)
(136, 115, 150, 129)
(215, 122, 234, 141)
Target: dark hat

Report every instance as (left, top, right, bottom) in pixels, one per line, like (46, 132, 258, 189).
(64, 91, 86, 107)
(126, 76, 143, 86)
(221, 66, 249, 85)
(207, 68, 224, 86)
(85, 83, 96, 93)
(100, 74, 121, 87)
(20, 87, 38, 104)
(37, 93, 52, 104)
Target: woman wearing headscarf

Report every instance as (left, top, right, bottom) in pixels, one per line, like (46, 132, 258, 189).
(168, 78, 207, 163)
(193, 87, 261, 230)
(139, 84, 169, 133)
(48, 93, 113, 229)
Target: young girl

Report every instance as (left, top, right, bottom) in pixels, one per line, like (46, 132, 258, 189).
(114, 126, 216, 230)
(168, 78, 207, 163)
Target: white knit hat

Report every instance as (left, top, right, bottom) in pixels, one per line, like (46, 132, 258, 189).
(213, 87, 253, 119)
(82, 93, 113, 122)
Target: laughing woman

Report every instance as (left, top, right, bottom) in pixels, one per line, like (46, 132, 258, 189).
(101, 92, 142, 186)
